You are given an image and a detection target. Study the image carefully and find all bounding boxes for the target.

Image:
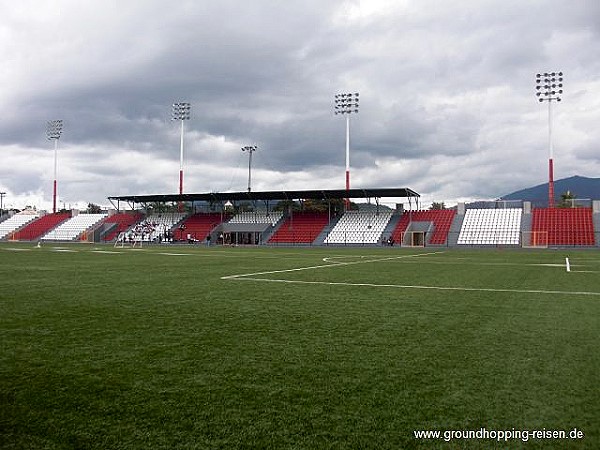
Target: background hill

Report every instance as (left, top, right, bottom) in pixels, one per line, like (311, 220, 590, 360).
(500, 175, 600, 202)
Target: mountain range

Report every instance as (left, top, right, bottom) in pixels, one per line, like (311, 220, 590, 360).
(500, 175, 600, 202)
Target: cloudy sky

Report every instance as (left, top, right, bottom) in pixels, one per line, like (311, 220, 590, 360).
(1, 0, 599, 210)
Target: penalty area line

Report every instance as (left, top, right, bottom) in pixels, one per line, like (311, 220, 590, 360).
(221, 251, 445, 280)
(229, 277, 600, 297)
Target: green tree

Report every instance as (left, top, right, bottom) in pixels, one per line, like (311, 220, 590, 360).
(429, 202, 446, 210)
(274, 200, 300, 212)
(86, 203, 102, 214)
(146, 202, 181, 214)
(557, 190, 575, 208)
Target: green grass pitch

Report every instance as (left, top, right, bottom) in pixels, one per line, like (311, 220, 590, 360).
(1, 242, 599, 449)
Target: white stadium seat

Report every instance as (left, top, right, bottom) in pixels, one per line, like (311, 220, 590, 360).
(457, 209, 522, 245)
(324, 211, 392, 244)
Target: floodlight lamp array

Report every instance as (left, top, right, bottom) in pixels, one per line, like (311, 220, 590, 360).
(46, 120, 63, 140)
(172, 102, 191, 120)
(241, 145, 257, 153)
(334, 92, 359, 115)
(535, 72, 564, 102)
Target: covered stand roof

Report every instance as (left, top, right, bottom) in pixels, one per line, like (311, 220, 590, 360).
(108, 187, 419, 204)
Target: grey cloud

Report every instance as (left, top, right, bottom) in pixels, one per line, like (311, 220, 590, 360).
(1, 0, 599, 208)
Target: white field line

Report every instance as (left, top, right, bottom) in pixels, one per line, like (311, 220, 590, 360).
(231, 277, 600, 297)
(325, 258, 595, 271)
(221, 251, 446, 280)
(222, 250, 600, 296)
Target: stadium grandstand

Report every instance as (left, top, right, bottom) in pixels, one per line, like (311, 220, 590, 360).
(1, 187, 598, 248)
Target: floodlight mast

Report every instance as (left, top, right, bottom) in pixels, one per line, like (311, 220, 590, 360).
(0, 192, 6, 217)
(334, 92, 359, 208)
(535, 72, 563, 208)
(172, 102, 191, 196)
(46, 120, 63, 213)
(242, 145, 257, 192)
